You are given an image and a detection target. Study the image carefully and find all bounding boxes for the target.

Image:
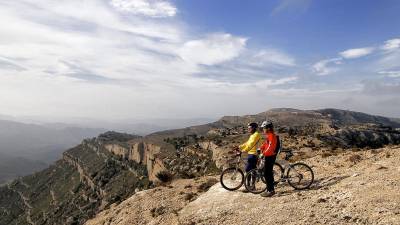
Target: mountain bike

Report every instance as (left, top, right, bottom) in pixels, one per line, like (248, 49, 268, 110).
(220, 149, 283, 191)
(244, 149, 314, 194)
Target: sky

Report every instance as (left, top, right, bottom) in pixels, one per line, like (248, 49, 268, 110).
(0, 0, 400, 122)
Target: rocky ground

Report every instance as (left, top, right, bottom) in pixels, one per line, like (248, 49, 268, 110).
(85, 145, 400, 225)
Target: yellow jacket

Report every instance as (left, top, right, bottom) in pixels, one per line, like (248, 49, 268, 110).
(239, 131, 261, 155)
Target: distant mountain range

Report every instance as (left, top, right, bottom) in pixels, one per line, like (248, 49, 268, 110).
(0, 120, 106, 185)
(0, 152, 47, 185)
(0, 115, 216, 135)
(0, 119, 106, 161)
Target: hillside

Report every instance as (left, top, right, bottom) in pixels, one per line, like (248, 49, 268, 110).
(85, 145, 400, 225)
(0, 153, 47, 185)
(0, 120, 105, 161)
(0, 108, 399, 225)
(0, 120, 105, 184)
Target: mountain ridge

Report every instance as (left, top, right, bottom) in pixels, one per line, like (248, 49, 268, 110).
(1, 108, 399, 225)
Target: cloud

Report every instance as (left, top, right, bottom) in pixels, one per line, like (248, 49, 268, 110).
(362, 80, 400, 95)
(178, 33, 247, 66)
(110, 0, 177, 17)
(312, 58, 342, 76)
(45, 61, 116, 83)
(312, 38, 400, 76)
(339, 47, 374, 59)
(313, 47, 374, 76)
(271, 0, 312, 15)
(0, 56, 26, 71)
(378, 70, 400, 78)
(381, 38, 400, 51)
(249, 49, 296, 67)
(0, 0, 302, 120)
(378, 39, 400, 71)
(189, 47, 296, 83)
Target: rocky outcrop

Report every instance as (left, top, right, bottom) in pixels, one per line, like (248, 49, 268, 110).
(85, 146, 400, 225)
(198, 141, 227, 169)
(104, 142, 166, 181)
(63, 152, 104, 196)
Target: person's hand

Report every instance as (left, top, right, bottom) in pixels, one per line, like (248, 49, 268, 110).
(233, 147, 241, 155)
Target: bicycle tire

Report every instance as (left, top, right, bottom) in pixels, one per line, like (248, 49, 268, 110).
(255, 162, 283, 185)
(220, 167, 244, 191)
(273, 162, 284, 185)
(244, 169, 267, 194)
(287, 162, 314, 190)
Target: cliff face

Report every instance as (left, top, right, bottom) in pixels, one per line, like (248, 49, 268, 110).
(0, 133, 150, 225)
(104, 142, 166, 181)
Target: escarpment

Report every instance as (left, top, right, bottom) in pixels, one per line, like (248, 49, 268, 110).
(0, 133, 151, 225)
(104, 141, 166, 181)
(1, 109, 400, 225)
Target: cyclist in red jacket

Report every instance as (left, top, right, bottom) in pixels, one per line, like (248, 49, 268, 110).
(259, 120, 279, 197)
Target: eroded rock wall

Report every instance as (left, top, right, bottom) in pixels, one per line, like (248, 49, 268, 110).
(104, 142, 166, 181)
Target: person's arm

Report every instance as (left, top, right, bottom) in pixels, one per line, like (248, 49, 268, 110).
(239, 133, 259, 152)
(260, 140, 268, 151)
(263, 134, 277, 156)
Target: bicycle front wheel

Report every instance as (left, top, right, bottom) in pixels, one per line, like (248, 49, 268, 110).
(244, 169, 267, 194)
(287, 162, 314, 190)
(220, 167, 244, 191)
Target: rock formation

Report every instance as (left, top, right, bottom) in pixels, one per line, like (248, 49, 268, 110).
(1, 108, 400, 225)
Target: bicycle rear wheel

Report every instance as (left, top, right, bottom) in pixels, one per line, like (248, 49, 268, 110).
(273, 162, 284, 185)
(258, 162, 283, 185)
(287, 162, 314, 190)
(220, 167, 244, 191)
(244, 169, 267, 194)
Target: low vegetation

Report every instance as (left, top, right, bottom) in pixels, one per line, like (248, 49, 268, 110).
(156, 171, 174, 183)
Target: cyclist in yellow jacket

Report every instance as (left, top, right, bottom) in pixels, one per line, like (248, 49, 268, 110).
(236, 122, 261, 192)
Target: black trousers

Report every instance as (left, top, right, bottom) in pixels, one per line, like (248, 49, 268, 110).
(245, 154, 258, 186)
(264, 155, 277, 192)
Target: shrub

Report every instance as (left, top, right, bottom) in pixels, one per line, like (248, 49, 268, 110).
(150, 206, 166, 217)
(184, 192, 197, 201)
(197, 178, 218, 192)
(155, 171, 174, 183)
(348, 154, 362, 164)
(321, 152, 332, 158)
(180, 172, 196, 179)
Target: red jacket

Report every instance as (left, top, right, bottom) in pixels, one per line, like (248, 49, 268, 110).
(260, 132, 278, 157)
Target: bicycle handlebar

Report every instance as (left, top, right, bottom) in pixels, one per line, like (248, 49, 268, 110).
(227, 148, 242, 156)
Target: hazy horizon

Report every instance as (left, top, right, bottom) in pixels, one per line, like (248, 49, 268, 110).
(1, 0, 399, 120)
(1, 106, 400, 125)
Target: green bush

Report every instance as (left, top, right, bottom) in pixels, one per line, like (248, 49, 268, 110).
(155, 171, 174, 183)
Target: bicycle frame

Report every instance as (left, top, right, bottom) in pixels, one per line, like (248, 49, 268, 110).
(275, 149, 299, 181)
(276, 162, 297, 181)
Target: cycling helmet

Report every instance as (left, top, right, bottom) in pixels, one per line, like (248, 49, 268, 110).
(261, 120, 273, 129)
(247, 122, 258, 129)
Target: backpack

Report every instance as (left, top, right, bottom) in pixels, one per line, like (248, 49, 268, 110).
(275, 135, 281, 154)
